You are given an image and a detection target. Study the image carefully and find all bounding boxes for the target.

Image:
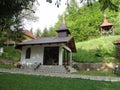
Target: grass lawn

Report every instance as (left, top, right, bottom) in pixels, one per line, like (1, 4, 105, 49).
(0, 64, 15, 69)
(74, 70, 118, 77)
(73, 35, 120, 63)
(0, 73, 120, 90)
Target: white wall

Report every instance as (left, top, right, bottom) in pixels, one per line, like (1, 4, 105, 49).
(20, 44, 71, 66)
(59, 46, 63, 65)
(20, 45, 44, 65)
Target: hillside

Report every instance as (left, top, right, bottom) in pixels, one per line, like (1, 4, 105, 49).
(73, 35, 120, 63)
(66, 1, 119, 42)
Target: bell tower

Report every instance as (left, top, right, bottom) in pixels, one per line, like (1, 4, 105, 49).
(56, 15, 71, 37)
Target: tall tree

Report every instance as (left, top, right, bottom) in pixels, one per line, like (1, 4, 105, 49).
(41, 28, 49, 37)
(0, 0, 36, 29)
(35, 28, 42, 38)
(0, 0, 37, 47)
(47, 27, 57, 37)
(46, 0, 119, 11)
(66, 0, 118, 42)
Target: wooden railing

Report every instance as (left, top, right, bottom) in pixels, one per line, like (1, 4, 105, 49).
(34, 62, 41, 70)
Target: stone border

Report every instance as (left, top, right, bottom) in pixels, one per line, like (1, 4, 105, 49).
(1, 68, 120, 82)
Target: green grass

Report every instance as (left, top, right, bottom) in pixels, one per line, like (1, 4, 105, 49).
(0, 64, 15, 69)
(0, 73, 120, 90)
(73, 35, 120, 63)
(0, 46, 21, 61)
(74, 70, 117, 77)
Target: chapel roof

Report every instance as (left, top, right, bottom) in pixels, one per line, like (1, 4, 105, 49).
(16, 36, 76, 52)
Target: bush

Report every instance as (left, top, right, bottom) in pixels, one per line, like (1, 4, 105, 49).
(0, 46, 21, 61)
(73, 36, 120, 63)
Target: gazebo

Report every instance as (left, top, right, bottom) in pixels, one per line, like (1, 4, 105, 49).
(100, 17, 114, 36)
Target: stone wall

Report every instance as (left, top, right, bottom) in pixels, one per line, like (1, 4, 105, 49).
(73, 62, 116, 71)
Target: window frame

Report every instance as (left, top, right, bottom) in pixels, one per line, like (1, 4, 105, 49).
(25, 48, 31, 59)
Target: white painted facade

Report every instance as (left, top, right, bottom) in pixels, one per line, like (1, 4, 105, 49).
(20, 43, 71, 66)
(20, 45, 44, 65)
(0, 47, 3, 56)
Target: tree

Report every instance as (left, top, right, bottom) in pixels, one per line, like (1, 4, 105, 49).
(0, 0, 36, 17)
(46, 0, 119, 11)
(41, 28, 49, 37)
(0, 0, 37, 47)
(47, 27, 57, 37)
(0, 0, 118, 46)
(35, 28, 42, 38)
(98, 0, 119, 12)
(65, 0, 119, 42)
(0, 0, 36, 29)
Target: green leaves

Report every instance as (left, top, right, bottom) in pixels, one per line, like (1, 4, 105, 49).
(99, 0, 119, 12)
(0, 0, 35, 17)
(66, 0, 119, 42)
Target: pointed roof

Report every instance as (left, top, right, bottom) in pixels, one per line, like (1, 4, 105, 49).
(56, 14, 71, 34)
(56, 22, 70, 34)
(100, 18, 113, 27)
(114, 40, 120, 45)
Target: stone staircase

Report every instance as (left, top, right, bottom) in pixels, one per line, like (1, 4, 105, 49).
(19, 64, 76, 74)
(36, 65, 69, 74)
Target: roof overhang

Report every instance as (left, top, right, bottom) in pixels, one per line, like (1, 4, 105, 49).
(15, 36, 77, 53)
(113, 40, 120, 45)
(66, 37, 76, 52)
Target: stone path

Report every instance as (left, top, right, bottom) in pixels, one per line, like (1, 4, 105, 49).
(0, 68, 120, 82)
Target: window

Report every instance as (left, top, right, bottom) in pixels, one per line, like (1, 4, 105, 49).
(25, 48, 31, 59)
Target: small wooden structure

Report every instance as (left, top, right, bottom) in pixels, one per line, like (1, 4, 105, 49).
(100, 18, 114, 36)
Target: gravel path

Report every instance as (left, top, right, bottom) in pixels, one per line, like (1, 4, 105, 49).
(0, 68, 120, 82)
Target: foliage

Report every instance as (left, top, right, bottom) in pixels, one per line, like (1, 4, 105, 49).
(47, 0, 119, 11)
(1, 73, 120, 90)
(66, 1, 119, 42)
(0, 0, 36, 17)
(114, 13, 120, 35)
(35, 28, 42, 38)
(41, 28, 49, 37)
(40, 27, 57, 37)
(0, 64, 15, 69)
(0, 0, 36, 30)
(73, 36, 120, 63)
(74, 70, 116, 77)
(0, 46, 21, 61)
(98, 0, 119, 12)
(0, 0, 37, 47)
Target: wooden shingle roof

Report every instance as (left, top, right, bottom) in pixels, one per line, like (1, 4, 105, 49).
(56, 22, 71, 34)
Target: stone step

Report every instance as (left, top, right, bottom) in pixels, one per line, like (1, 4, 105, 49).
(67, 66, 77, 73)
(36, 65, 69, 74)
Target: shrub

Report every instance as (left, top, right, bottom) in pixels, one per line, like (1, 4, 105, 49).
(0, 46, 21, 61)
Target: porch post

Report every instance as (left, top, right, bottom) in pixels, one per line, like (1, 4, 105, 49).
(59, 46, 62, 65)
(70, 51, 72, 66)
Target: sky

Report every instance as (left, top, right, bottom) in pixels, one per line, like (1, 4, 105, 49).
(24, 0, 67, 32)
